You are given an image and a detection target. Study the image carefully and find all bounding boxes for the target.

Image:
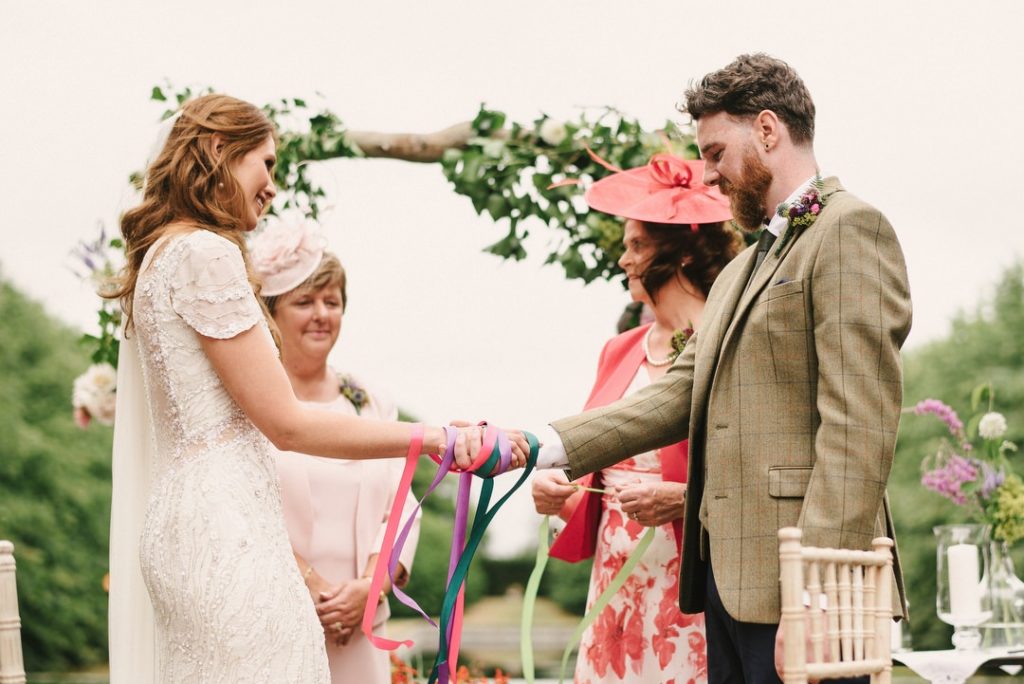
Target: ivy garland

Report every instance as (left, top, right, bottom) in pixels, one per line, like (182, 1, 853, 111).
(77, 85, 705, 367)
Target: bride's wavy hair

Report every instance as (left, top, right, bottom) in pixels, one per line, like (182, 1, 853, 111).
(110, 94, 278, 334)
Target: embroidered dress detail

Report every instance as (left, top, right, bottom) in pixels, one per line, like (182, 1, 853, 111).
(133, 231, 329, 683)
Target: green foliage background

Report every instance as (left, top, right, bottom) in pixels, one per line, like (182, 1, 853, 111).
(0, 276, 113, 671)
(891, 264, 1024, 650)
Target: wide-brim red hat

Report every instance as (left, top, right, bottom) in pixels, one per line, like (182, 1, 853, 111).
(584, 153, 732, 226)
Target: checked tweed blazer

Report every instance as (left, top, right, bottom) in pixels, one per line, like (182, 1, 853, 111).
(553, 178, 912, 624)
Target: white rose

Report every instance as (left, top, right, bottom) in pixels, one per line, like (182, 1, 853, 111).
(539, 118, 568, 146)
(72, 363, 117, 426)
(90, 390, 117, 425)
(979, 412, 1008, 440)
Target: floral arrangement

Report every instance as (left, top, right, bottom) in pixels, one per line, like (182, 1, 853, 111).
(72, 362, 117, 427)
(774, 175, 827, 256)
(70, 223, 125, 428)
(912, 384, 1023, 543)
(388, 654, 509, 684)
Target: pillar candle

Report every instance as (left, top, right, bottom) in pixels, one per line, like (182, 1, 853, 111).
(947, 543, 982, 619)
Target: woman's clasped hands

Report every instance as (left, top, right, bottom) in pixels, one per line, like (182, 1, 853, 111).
(531, 471, 686, 526)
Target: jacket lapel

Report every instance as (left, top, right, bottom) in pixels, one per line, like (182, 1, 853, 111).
(716, 177, 843, 360)
(690, 245, 758, 413)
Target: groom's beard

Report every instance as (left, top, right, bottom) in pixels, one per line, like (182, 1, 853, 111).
(719, 146, 773, 232)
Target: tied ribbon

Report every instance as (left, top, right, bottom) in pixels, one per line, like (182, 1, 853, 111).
(520, 515, 656, 684)
(361, 424, 539, 684)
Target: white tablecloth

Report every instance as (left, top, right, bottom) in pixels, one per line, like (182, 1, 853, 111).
(895, 648, 1024, 683)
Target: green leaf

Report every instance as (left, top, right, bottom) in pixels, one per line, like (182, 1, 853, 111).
(485, 194, 510, 220)
(971, 383, 990, 412)
(967, 413, 983, 441)
(150, 86, 166, 102)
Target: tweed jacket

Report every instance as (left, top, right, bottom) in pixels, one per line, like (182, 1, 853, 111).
(552, 178, 912, 624)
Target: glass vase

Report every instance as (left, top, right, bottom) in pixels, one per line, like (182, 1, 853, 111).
(981, 539, 1024, 648)
(934, 523, 991, 650)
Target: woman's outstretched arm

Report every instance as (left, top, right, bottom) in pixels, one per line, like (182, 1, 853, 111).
(201, 324, 450, 461)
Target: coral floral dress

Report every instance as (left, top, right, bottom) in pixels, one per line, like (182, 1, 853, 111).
(555, 325, 707, 684)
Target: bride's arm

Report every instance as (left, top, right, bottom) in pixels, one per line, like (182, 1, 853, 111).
(201, 325, 448, 460)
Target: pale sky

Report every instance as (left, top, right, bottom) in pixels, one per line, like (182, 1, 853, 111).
(2, 0, 1023, 555)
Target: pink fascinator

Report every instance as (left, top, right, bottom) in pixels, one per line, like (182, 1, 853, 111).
(249, 211, 328, 297)
(584, 153, 732, 229)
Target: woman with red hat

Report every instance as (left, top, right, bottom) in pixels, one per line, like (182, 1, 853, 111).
(532, 153, 741, 682)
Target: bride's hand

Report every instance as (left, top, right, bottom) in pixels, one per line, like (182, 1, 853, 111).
(448, 421, 482, 470)
(449, 421, 532, 471)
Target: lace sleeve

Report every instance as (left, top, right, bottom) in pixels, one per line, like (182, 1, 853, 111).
(169, 232, 263, 339)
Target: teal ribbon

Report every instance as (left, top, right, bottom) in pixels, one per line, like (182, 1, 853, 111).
(428, 432, 540, 683)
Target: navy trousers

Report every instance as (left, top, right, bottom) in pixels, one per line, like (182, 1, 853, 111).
(705, 560, 868, 684)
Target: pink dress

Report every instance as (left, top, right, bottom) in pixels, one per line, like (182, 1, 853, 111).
(273, 373, 420, 684)
(576, 369, 708, 684)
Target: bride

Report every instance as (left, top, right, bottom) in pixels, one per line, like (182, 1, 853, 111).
(106, 93, 529, 682)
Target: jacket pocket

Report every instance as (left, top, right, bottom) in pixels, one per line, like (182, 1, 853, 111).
(764, 278, 804, 300)
(768, 466, 812, 498)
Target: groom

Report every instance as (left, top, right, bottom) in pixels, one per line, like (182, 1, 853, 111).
(535, 53, 912, 682)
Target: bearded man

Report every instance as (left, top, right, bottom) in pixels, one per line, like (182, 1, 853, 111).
(533, 53, 912, 682)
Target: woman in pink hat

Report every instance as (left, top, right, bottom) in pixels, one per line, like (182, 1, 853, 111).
(250, 214, 420, 684)
(532, 154, 741, 683)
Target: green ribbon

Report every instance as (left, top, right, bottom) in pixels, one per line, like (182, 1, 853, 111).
(557, 526, 655, 683)
(520, 516, 551, 683)
(519, 513, 657, 684)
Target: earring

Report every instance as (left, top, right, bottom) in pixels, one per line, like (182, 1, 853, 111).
(764, 143, 770, 151)
(217, 181, 224, 188)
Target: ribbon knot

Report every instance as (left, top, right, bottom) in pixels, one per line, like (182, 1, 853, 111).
(648, 153, 693, 189)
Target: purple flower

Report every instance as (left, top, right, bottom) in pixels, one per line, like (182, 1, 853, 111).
(980, 461, 1007, 498)
(921, 454, 978, 505)
(914, 398, 964, 435)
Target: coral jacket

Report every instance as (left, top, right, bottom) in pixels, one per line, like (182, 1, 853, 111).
(549, 323, 688, 562)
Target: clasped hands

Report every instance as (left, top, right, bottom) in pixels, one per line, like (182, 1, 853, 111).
(442, 421, 533, 472)
(532, 470, 687, 527)
(304, 569, 370, 646)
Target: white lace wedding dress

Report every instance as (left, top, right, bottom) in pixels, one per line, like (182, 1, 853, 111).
(129, 230, 329, 682)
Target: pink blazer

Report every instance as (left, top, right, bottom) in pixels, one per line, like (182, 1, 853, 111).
(549, 323, 688, 562)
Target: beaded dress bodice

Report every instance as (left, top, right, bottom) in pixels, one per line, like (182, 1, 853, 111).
(132, 230, 328, 683)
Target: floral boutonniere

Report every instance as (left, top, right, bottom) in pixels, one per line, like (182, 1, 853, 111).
(774, 175, 827, 256)
(669, 324, 695, 363)
(338, 374, 369, 414)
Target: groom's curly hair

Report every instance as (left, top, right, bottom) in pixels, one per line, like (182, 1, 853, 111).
(682, 53, 816, 145)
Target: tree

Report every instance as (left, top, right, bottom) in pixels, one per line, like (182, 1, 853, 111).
(891, 263, 1024, 650)
(0, 275, 113, 671)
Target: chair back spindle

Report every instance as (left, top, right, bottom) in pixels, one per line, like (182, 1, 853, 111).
(778, 528, 894, 684)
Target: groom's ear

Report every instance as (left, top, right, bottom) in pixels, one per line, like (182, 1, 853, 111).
(753, 110, 781, 150)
